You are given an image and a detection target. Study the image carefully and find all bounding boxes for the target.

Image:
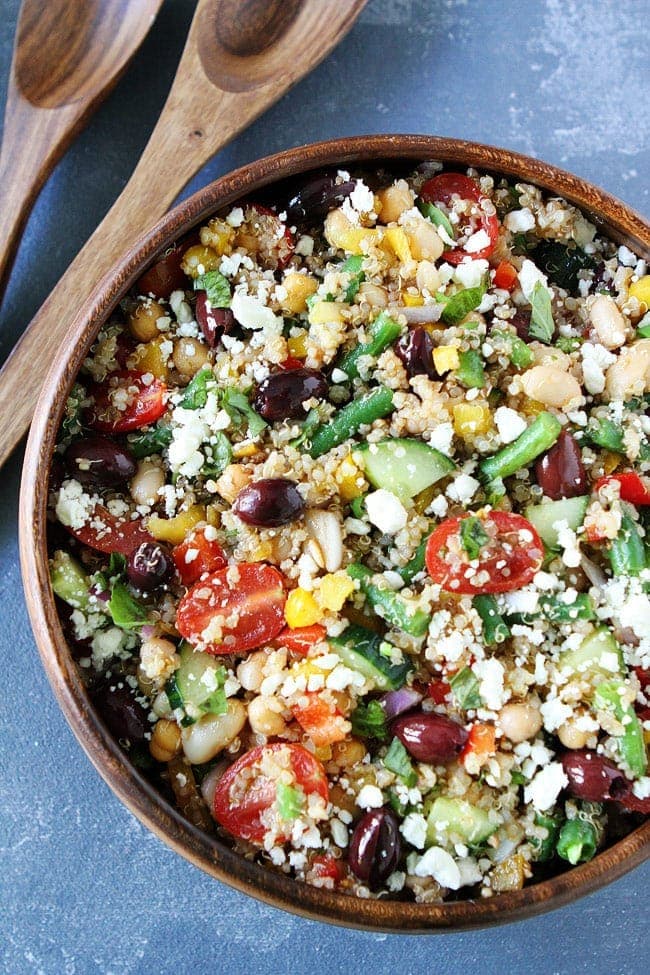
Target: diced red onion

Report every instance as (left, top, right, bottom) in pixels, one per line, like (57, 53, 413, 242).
(379, 686, 423, 721)
(140, 624, 156, 640)
(580, 553, 607, 589)
(398, 304, 443, 324)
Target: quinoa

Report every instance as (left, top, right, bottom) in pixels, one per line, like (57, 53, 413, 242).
(49, 168, 650, 902)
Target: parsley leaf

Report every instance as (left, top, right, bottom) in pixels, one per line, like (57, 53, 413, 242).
(459, 516, 489, 560)
(107, 582, 148, 629)
(528, 281, 555, 344)
(202, 432, 232, 477)
(276, 782, 305, 821)
(417, 199, 455, 241)
(220, 387, 267, 438)
(383, 736, 418, 787)
(194, 270, 231, 308)
(180, 367, 214, 409)
(449, 666, 482, 709)
(440, 280, 487, 326)
(129, 422, 173, 459)
(350, 699, 388, 740)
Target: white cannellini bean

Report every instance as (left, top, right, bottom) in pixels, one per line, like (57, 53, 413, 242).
(181, 700, 246, 764)
(304, 508, 343, 572)
(357, 282, 388, 308)
(589, 294, 629, 349)
(520, 365, 584, 410)
(130, 460, 165, 506)
(605, 338, 650, 401)
(200, 759, 229, 810)
(498, 702, 542, 743)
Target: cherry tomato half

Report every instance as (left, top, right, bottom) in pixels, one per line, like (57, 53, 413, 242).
(273, 624, 327, 656)
(594, 472, 650, 506)
(213, 742, 329, 844)
(425, 511, 543, 594)
(420, 173, 498, 265)
(68, 504, 154, 556)
(172, 527, 228, 586)
(87, 371, 167, 434)
(175, 562, 286, 654)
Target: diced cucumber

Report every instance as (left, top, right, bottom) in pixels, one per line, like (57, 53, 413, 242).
(50, 550, 91, 610)
(524, 495, 589, 549)
(560, 627, 625, 679)
(426, 796, 498, 846)
(166, 642, 227, 719)
(347, 564, 431, 637)
(592, 679, 647, 777)
(328, 624, 412, 691)
(355, 437, 455, 502)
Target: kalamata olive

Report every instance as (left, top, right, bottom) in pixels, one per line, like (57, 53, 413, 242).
(253, 368, 329, 421)
(348, 807, 401, 889)
(233, 478, 304, 527)
(127, 541, 174, 591)
(93, 683, 149, 743)
(511, 310, 532, 341)
(285, 172, 356, 225)
(535, 430, 588, 500)
(394, 327, 435, 379)
(561, 750, 628, 802)
(391, 711, 468, 764)
(64, 436, 137, 487)
(135, 242, 188, 299)
(195, 291, 236, 347)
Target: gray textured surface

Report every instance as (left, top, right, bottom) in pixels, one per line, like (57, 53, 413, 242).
(1, 1, 649, 972)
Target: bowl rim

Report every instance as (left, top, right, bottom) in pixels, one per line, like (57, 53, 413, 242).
(19, 134, 650, 932)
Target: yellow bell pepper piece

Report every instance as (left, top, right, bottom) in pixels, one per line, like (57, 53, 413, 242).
(317, 572, 356, 612)
(285, 588, 323, 628)
(287, 330, 308, 358)
(433, 345, 460, 374)
(147, 505, 209, 545)
(337, 227, 382, 255)
(452, 402, 492, 438)
(335, 454, 366, 501)
(308, 301, 347, 326)
(402, 292, 424, 307)
(129, 335, 171, 381)
(630, 274, 650, 308)
(383, 227, 412, 264)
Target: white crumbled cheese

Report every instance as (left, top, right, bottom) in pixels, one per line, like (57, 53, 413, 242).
(618, 245, 637, 267)
(518, 259, 549, 300)
(533, 570, 560, 591)
(555, 520, 582, 568)
(455, 258, 489, 290)
(502, 589, 539, 616)
(464, 229, 491, 254)
(429, 494, 449, 518)
(412, 847, 462, 890)
(365, 489, 408, 534)
(524, 762, 569, 812)
(504, 207, 536, 233)
(619, 592, 650, 640)
(632, 777, 650, 800)
(225, 206, 244, 227)
(55, 480, 98, 529)
(91, 627, 129, 668)
(169, 290, 193, 323)
(386, 871, 406, 892)
(446, 473, 480, 505)
(230, 291, 283, 332)
(581, 343, 617, 395)
(494, 406, 527, 444)
(295, 235, 314, 256)
(331, 367, 349, 384)
(540, 696, 573, 732)
(325, 664, 366, 691)
(428, 421, 454, 455)
(341, 180, 375, 223)
(219, 252, 245, 277)
(400, 813, 428, 850)
(473, 657, 507, 709)
(355, 785, 384, 810)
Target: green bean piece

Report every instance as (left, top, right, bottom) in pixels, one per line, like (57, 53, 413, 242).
(491, 329, 534, 369)
(50, 550, 92, 610)
(608, 506, 646, 578)
(532, 812, 563, 862)
(538, 592, 595, 622)
(592, 679, 647, 777)
(397, 531, 431, 585)
(479, 411, 562, 483)
(347, 563, 431, 637)
(456, 349, 486, 389)
(473, 594, 511, 645)
(308, 387, 394, 458)
(556, 819, 598, 865)
(337, 312, 402, 379)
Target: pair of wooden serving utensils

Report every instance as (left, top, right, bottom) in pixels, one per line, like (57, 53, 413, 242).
(0, 0, 367, 467)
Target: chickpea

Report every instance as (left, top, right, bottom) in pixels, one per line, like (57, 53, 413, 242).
(589, 294, 629, 349)
(521, 365, 584, 410)
(416, 260, 441, 294)
(405, 220, 444, 262)
(130, 460, 165, 506)
(173, 337, 210, 377)
(149, 719, 182, 763)
(324, 208, 354, 249)
(498, 702, 542, 744)
(281, 272, 318, 314)
(376, 180, 415, 223)
(331, 738, 366, 769)
(128, 299, 167, 342)
(247, 695, 287, 737)
(557, 719, 591, 750)
(180, 244, 221, 279)
(357, 282, 388, 308)
(237, 650, 267, 692)
(215, 463, 252, 504)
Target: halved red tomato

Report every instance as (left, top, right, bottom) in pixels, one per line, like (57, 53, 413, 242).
(235, 204, 295, 270)
(68, 504, 154, 556)
(274, 624, 327, 656)
(594, 472, 650, 506)
(420, 173, 498, 265)
(493, 260, 518, 291)
(425, 511, 543, 594)
(87, 371, 167, 434)
(172, 527, 228, 586)
(308, 853, 346, 886)
(460, 722, 496, 767)
(175, 562, 286, 654)
(213, 742, 329, 844)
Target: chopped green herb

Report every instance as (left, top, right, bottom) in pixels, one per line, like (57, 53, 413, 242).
(350, 494, 367, 519)
(556, 335, 584, 354)
(221, 387, 267, 438)
(129, 422, 173, 459)
(460, 516, 489, 560)
(529, 281, 555, 344)
(202, 432, 232, 477)
(510, 770, 527, 786)
(194, 269, 231, 308)
(491, 329, 534, 370)
(636, 312, 650, 338)
(532, 812, 562, 861)
(383, 737, 418, 787)
(449, 666, 482, 710)
(180, 367, 213, 409)
(60, 383, 86, 441)
(306, 291, 334, 310)
(417, 199, 455, 241)
(276, 782, 305, 821)
(107, 582, 148, 629)
(440, 281, 486, 326)
(350, 699, 389, 740)
(289, 406, 325, 450)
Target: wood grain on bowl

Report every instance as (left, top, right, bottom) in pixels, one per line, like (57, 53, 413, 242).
(20, 136, 650, 932)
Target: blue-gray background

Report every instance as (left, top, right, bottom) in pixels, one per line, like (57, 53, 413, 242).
(1, 1, 648, 972)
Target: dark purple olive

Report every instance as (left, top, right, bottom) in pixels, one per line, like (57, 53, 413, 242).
(253, 368, 329, 421)
(286, 172, 356, 225)
(391, 711, 468, 764)
(233, 478, 304, 527)
(135, 242, 188, 299)
(196, 291, 236, 348)
(93, 683, 149, 743)
(64, 436, 137, 487)
(49, 455, 66, 493)
(127, 541, 174, 591)
(535, 430, 588, 500)
(349, 808, 401, 889)
(590, 262, 615, 295)
(510, 310, 532, 341)
(562, 750, 629, 802)
(394, 327, 436, 379)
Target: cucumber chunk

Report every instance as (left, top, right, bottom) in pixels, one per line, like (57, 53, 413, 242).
(356, 438, 455, 502)
(426, 796, 499, 846)
(329, 624, 411, 690)
(50, 550, 91, 610)
(560, 627, 625, 679)
(166, 643, 227, 719)
(524, 495, 589, 549)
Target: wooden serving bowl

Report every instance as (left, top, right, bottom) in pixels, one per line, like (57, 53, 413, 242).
(20, 135, 650, 932)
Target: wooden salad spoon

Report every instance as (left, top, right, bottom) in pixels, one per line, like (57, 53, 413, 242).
(0, 0, 165, 298)
(0, 0, 367, 468)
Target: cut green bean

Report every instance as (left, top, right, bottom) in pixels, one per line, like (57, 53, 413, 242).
(491, 328, 534, 369)
(608, 506, 646, 578)
(479, 411, 562, 483)
(532, 812, 563, 862)
(308, 387, 394, 458)
(556, 819, 598, 865)
(592, 679, 647, 777)
(538, 592, 595, 623)
(397, 531, 431, 585)
(473, 594, 511, 645)
(347, 563, 431, 637)
(337, 312, 402, 379)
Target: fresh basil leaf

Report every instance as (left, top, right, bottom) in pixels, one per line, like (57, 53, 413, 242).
(383, 736, 418, 787)
(202, 432, 232, 477)
(417, 200, 455, 241)
(129, 422, 173, 459)
(108, 553, 127, 578)
(440, 281, 486, 326)
(276, 782, 305, 821)
(528, 281, 555, 344)
(180, 367, 214, 410)
(449, 666, 482, 710)
(459, 516, 489, 560)
(107, 582, 148, 629)
(350, 699, 388, 740)
(555, 335, 583, 353)
(194, 269, 231, 308)
(220, 387, 267, 438)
